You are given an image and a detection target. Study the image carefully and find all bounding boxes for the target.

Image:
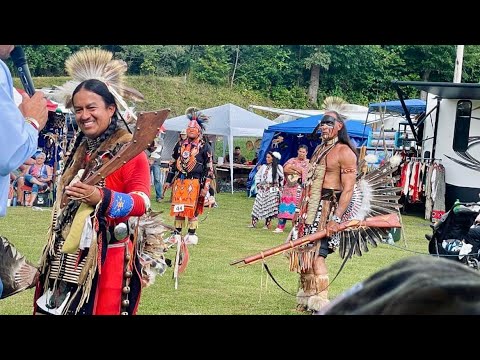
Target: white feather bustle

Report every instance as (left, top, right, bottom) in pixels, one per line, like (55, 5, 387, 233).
(364, 154, 378, 164)
(389, 154, 402, 168)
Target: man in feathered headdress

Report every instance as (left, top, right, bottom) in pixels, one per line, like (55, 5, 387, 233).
(164, 107, 215, 245)
(290, 96, 358, 313)
(34, 48, 152, 315)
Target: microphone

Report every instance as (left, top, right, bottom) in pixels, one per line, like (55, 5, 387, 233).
(10, 46, 35, 97)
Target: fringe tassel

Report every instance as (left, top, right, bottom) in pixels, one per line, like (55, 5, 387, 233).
(288, 246, 316, 272)
(75, 203, 101, 314)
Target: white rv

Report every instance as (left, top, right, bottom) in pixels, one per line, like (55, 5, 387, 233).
(394, 81, 480, 208)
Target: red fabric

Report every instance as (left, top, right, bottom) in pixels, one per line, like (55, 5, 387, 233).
(94, 151, 150, 314)
(16, 88, 58, 111)
(105, 151, 151, 225)
(409, 162, 420, 203)
(94, 239, 134, 315)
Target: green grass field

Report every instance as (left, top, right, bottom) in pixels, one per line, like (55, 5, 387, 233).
(0, 190, 431, 315)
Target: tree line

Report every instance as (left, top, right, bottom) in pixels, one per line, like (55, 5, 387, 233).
(13, 45, 480, 107)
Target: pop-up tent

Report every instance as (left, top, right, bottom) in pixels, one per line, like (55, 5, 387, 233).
(163, 103, 276, 193)
(368, 99, 426, 115)
(256, 115, 371, 167)
(247, 115, 372, 195)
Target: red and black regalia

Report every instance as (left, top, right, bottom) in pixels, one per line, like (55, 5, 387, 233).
(165, 107, 214, 244)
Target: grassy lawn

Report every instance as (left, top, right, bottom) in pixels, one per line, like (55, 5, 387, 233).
(0, 190, 432, 315)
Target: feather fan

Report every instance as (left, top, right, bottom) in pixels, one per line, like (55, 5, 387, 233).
(338, 154, 403, 258)
(0, 236, 39, 299)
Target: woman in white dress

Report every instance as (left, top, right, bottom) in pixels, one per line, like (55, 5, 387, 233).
(248, 151, 284, 229)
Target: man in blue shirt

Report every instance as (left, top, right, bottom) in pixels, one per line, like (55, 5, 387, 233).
(0, 46, 48, 301)
(0, 45, 48, 216)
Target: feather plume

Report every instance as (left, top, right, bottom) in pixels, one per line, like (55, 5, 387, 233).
(336, 154, 403, 259)
(51, 48, 144, 121)
(185, 106, 209, 130)
(0, 236, 39, 299)
(322, 96, 347, 114)
(132, 211, 173, 287)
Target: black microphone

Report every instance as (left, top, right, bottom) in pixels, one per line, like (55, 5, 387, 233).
(10, 46, 35, 97)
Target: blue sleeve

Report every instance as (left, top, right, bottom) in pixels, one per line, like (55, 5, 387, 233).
(0, 62, 38, 176)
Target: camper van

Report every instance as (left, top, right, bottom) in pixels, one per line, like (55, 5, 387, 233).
(393, 81, 480, 209)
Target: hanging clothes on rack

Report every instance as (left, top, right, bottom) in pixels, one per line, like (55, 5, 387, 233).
(431, 162, 446, 221)
(424, 162, 434, 220)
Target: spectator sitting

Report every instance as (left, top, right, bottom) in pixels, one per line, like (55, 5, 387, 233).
(11, 158, 35, 206)
(225, 146, 246, 164)
(23, 152, 52, 206)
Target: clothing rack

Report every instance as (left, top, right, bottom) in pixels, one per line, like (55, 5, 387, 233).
(406, 157, 442, 162)
(400, 157, 444, 216)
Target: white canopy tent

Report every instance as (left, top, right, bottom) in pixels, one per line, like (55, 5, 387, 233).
(248, 104, 369, 123)
(163, 103, 276, 193)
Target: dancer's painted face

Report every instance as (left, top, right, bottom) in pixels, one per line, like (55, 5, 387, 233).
(320, 113, 342, 141)
(186, 120, 201, 139)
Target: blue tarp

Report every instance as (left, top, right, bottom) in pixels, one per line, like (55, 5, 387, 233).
(247, 115, 372, 196)
(368, 99, 426, 116)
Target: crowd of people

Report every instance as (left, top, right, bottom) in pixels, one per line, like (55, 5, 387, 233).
(3, 45, 475, 316)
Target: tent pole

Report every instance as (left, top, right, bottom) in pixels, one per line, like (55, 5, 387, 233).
(230, 134, 234, 194)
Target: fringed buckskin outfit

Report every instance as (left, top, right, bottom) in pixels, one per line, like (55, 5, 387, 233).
(290, 137, 340, 311)
(34, 128, 151, 315)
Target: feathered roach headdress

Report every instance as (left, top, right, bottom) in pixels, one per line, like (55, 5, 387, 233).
(322, 96, 348, 121)
(309, 96, 348, 139)
(185, 106, 209, 132)
(51, 48, 144, 123)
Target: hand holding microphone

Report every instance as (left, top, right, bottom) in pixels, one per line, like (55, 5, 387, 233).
(10, 46, 48, 131)
(18, 92, 48, 131)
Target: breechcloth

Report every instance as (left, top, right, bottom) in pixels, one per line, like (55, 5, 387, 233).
(170, 178, 202, 218)
(289, 189, 340, 272)
(303, 189, 340, 258)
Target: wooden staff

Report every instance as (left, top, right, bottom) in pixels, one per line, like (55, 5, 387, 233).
(230, 213, 401, 266)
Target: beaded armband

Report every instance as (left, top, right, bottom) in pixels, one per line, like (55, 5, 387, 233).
(340, 168, 357, 174)
(107, 191, 134, 218)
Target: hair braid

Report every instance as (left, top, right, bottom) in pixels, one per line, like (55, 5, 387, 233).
(63, 132, 85, 172)
(97, 115, 118, 144)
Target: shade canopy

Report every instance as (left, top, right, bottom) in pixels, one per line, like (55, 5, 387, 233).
(368, 99, 426, 115)
(246, 115, 372, 196)
(163, 103, 275, 137)
(163, 103, 276, 193)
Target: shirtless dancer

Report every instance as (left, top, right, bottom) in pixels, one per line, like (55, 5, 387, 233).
(291, 110, 357, 312)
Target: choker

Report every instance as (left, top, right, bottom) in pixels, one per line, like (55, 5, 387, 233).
(86, 137, 102, 153)
(323, 136, 339, 146)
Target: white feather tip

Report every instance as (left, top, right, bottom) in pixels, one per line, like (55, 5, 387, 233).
(388, 154, 402, 168)
(364, 154, 378, 164)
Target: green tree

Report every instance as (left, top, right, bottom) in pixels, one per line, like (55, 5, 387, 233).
(461, 45, 480, 82)
(302, 45, 331, 106)
(233, 45, 296, 93)
(191, 45, 230, 85)
(22, 45, 73, 76)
